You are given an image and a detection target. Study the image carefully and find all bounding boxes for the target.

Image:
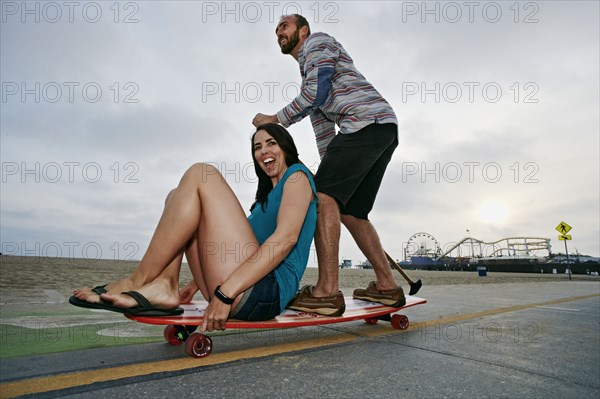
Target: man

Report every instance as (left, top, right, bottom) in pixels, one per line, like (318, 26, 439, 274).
(252, 14, 404, 316)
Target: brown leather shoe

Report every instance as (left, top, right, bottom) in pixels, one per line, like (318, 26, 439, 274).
(353, 281, 406, 307)
(287, 285, 346, 317)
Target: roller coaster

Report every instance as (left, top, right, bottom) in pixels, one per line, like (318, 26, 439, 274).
(403, 232, 551, 263)
(400, 233, 598, 274)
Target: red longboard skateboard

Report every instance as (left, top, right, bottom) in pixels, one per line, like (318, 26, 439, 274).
(126, 295, 426, 358)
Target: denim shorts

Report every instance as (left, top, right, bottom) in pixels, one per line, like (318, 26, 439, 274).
(229, 271, 280, 321)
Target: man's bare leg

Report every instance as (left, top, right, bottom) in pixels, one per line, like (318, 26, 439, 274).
(313, 192, 342, 297)
(341, 214, 397, 290)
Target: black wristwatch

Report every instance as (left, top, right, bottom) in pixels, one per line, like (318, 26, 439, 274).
(214, 285, 234, 305)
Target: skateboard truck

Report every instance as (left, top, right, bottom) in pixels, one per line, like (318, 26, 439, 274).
(164, 325, 198, 345)
(385, 251, 422, 295)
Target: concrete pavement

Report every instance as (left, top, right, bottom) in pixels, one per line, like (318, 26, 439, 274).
(1, 281, 598, 398)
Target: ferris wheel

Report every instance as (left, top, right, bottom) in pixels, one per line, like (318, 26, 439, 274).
(406, 232, 441, 259)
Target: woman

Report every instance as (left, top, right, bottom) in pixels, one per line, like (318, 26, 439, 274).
(71, 124, 317, 332)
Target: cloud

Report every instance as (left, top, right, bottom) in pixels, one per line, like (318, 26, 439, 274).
(2, 1, 598, 263)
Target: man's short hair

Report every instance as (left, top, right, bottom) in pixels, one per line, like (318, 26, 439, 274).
(292, 14, 311, 36)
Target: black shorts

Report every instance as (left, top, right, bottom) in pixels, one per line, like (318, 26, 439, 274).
(314, 123, 398, 220)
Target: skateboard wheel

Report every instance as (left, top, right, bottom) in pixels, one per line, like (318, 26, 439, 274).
(365, 317, 379, 325)
(391, 314, 409, 330)
(184, 333, 213, 358)
(164, 325, 183, 345)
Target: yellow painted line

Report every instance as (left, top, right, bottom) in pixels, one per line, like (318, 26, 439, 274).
(0, 333, 356, 398)
(1, 293, 598, 398)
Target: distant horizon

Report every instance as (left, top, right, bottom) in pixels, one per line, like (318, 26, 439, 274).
(1, 247, 598, 263)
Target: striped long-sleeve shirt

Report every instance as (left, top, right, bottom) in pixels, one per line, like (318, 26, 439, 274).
(276, 32, 398, 159)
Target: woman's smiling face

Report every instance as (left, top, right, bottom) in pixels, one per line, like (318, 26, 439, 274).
(253, 129, 287, 185)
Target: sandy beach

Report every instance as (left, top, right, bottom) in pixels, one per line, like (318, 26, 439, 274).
(1, 255, 597, 305)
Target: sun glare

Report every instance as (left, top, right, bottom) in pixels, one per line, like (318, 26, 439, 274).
(478, 200, 509, 225)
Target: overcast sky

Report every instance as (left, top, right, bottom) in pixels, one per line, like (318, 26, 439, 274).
(1, 1, 598, 266)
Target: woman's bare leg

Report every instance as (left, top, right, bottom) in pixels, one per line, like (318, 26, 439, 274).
(103, 252, 184, 309)
(184, 163, 260, 309)
(74, 182, 194, 303)
(185, 233, 209, 299)
(100, 163, 258, 309)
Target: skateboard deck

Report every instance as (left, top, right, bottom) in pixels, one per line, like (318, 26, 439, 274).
(126, 295, 426, 358)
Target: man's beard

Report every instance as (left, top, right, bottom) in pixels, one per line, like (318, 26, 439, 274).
(280, 29, 300, 54)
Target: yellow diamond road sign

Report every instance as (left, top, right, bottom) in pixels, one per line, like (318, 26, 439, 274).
(558, 235, 572, 241)
(556, 221, 572, 235)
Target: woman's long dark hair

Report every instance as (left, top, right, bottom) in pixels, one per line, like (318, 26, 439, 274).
(250, 123, 300, 211)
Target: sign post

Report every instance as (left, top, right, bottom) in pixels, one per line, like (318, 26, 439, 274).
(555, 222, 572, 280)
